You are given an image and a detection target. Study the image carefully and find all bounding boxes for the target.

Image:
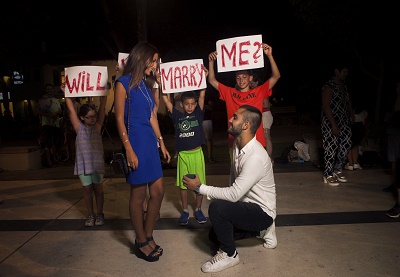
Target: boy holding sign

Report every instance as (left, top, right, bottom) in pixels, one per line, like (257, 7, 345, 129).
(161, 66, 209, 226)
(208, 42, 280, 156)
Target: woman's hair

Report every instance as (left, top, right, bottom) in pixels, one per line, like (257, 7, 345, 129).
(123, 41, 160, 92)
(79, 103, 96, 117)
(240, 104, 262, 134)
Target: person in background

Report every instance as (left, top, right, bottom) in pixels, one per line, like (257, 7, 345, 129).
(202, 87, 217, 163)
(262, 96, 274, 161)
(62, 97, 81, 162)
(114, 41, 171, 262)
(37, 84, 63, 166)
(383, 80, 400, 195)
(321, 63, 353, 186)
(183, 105, 277, 273)
(162, 70, 208, 225)
(385, 113, 400, 218)
(207, 43, 281, 158)
(384, 79, 400, 218)
(344, 101, 368, 171)
(62, 83, 107, 227)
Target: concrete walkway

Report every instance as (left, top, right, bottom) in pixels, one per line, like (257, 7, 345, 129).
(0, 126, 399, 276)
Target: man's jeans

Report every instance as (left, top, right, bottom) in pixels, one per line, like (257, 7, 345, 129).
(208, 199, 273, 256)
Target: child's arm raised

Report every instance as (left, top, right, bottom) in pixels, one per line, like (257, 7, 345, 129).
(262, 43, 281, 90)
(207, 51, 219, 91)
(96, 96, 107, 131)
(161, 93, 173, 114)
(198, 65, 209, 110)
(61, 84, 81, 133)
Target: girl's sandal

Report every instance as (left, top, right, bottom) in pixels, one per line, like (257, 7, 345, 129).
(147, 236, 163, 256)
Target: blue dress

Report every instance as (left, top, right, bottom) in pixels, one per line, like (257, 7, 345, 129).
(116, 76, 163, 185)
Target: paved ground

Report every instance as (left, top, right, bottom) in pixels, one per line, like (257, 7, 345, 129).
(1, 125, 399, 276)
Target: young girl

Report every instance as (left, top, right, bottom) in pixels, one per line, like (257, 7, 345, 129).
(64, 87, 107, 227)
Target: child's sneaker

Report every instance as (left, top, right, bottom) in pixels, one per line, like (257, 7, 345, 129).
(178, 211, 189, 225)
(201, 250, 240, 273)
(95, 213, 104, 226)
(85, 214, 95, 227)
(386, 202, 400, 218)
(194, 209, 207, 223)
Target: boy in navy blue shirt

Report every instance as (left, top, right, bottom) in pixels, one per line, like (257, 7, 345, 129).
(162, 69, 208, 225)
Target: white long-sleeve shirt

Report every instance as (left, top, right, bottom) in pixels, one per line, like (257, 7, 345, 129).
(199, 136, 276, 219)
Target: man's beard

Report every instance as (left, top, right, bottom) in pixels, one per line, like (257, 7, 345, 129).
(227, 125, 241, 138)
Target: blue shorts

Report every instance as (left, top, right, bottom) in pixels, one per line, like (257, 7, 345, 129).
(79, 173, 104, 186)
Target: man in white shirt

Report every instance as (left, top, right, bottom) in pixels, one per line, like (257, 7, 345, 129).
(183, 104, 277, 273)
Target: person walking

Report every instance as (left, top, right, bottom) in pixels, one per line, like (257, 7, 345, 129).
(321, 63, 353, 186)
(114, 41, 171, 262)
(62, 84, 107, 227)
(183, 105, 277, 273)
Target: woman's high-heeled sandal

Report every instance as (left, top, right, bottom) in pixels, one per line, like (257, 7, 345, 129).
(147, 236, 163, 256)
(135, 240, 160, 262)
(323, 175, 339, 187)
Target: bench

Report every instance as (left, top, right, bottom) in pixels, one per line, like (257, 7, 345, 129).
(0, 146, 42, 170)
(270, 106, 299, 125)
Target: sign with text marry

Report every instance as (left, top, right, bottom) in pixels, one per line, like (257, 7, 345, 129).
(160, 59, 207, 94)
(118, 52, 129, 70)
(64, 66, 109, 97)
(216, 34, 264, 73)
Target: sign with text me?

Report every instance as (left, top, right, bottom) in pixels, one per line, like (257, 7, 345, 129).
(216, 34, 264, 73)
(160, 59, 206, 94)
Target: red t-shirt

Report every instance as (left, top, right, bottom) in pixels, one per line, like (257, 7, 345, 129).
(219, 80, 272, 147)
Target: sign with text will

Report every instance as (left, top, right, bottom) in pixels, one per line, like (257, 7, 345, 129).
(64, 66, 109, 97)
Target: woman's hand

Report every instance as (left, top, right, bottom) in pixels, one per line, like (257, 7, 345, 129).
(126, 147, 139, 170)
(160, 144, 171, 164)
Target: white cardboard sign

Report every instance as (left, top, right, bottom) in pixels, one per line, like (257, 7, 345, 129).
(64, 66, 109, 97)
(160, 59, 206, 94)
(216, 34, 264, 73)
(118, 53, 129, 70)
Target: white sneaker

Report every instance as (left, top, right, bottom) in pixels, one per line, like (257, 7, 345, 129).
(353, 163, 362, 170)
(258, 221, 277, 249)
(201, 250, 240, 273)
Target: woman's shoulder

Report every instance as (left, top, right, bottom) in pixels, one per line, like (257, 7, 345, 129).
(117, 74, 130, 83)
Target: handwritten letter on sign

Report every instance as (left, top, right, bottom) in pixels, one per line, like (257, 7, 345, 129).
(216, 35, 264, 73)
(160, 59, 206, 94)
(64, 66, 109, 97)
(118, 53, 129, 70)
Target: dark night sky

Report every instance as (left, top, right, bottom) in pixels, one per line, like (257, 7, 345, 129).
(1, 0, 399, 116)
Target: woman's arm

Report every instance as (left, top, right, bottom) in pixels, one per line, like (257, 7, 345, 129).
(115, 82, 138, 169)
(149, 116, 171, 163)
(95, 96, 107, 132)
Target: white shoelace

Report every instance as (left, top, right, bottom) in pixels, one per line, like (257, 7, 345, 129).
(208, 250, 228, 264)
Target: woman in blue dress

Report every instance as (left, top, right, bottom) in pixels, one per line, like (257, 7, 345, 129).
(115, 42, 171, 262)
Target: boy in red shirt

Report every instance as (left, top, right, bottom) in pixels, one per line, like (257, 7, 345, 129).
(208, 43, 281, 154)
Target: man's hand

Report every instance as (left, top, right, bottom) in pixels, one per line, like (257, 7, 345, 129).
(182, 174, 200, 191)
